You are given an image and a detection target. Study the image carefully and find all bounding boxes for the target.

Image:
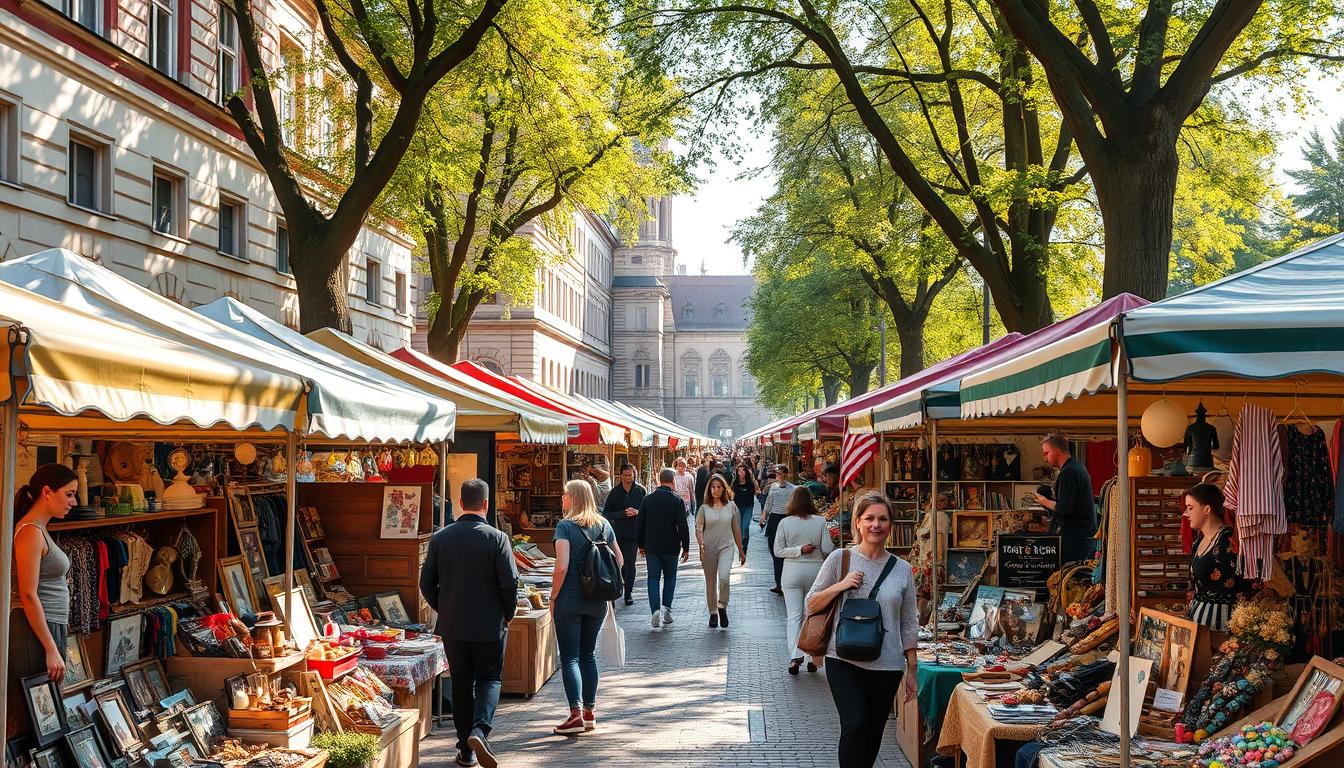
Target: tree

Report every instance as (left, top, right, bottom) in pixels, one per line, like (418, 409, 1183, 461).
(1287, 118, 1344, 233)
(988, 0, 1344, 299)
(625, 0, 1094, 332)
(224, 0, 505, 332)
(388, 0, 683, 361)
(745, 258, 883, 411)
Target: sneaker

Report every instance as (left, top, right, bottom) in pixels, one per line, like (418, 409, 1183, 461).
(455, 750, 478, 767)
(467, 729, 496, 768)
(554, 708, 586, 735)
(624, 597, 634, 606)
(581, 706, 596, 735)
(662, 607, 674, 625)
(651, 611, 662, 628)
(709, 613, 718, 628)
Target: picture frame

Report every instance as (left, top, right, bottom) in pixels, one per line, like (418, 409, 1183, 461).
(103, 614, 143, 677)
(218, 556, 257, 618)
(379, 485, 422, 539)
(236, 525, 269, 581)
(223, 676, 247, 708)
(62, 635, 94, 693)
(157, 690, 195, 717)
(997, 590, 1043, 646)
(21, 674, 66, 748)
(373, 591, 410, 625)
(179, 703, 224, 756)
(228, 488, 256, 529)
(1013, 483, 1045, 510)
(298, 506, 325, 540)
(1275, 656, 1344, 746)
(952, 511, 993, 549)
(30, 748, 61, 768)
(944, 548, 988, 586)
(7, 736, 36, 768)
(119, 660, 165, 713)
(92, 688, 142, 757)
(272, 588, 320, 650)
(62, 725, 111, 768)
(357, 594, 382, 621)
(61, 691, 91, 730)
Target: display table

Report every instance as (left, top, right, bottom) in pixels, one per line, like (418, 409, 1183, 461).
(501, 609, 557, 697)
(359, 639, 447, 694)
(517, 527, 556, 557)
(355, 709, 420, 768)
(936, 684, 1044, 768)
(167, 651, 307, 709)
(896, 662, 975, 767)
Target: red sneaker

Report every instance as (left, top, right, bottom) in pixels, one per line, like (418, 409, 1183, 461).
(580, 706, 596, 735)
(553, 708, 585, 736)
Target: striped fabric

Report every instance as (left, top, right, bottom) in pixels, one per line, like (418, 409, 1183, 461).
(1224, 403, 1285, 580)
(841, 431, 879, 488)
(1188, 599, 1234, 632)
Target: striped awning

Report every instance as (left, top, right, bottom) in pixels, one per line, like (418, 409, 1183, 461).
(1124, 234, 1344, 382)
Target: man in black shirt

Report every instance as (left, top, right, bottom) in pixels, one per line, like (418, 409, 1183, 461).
(602, 464, 646, 606)
(638, 468, 691, 627)
(694, 454, 711, 512)
(1034, 433, 1098, 564)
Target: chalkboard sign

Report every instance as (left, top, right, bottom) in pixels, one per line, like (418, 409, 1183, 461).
(997, 534, 1061, 588)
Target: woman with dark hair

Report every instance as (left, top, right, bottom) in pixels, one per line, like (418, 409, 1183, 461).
(11, 463, 79, 683)
(1183, 482, 1250, 631)
(774, 487, 835, 675)
(731, 464, 758, 554)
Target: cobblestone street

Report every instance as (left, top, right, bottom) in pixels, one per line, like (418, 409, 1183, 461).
(422, 525, 913, 767)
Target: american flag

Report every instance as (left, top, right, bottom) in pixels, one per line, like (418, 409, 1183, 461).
(840, 431, 879, 488)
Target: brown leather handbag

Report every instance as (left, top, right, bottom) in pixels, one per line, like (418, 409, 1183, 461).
(798, 549, 849, 656)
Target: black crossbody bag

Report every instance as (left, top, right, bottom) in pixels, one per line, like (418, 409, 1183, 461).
(834, 555, 899, 662)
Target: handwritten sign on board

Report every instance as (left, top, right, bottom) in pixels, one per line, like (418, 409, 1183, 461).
(997, 534, 1062, 588)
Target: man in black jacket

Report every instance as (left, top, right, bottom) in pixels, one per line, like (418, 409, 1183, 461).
(638, 468, 690, 628)
(420, 479, 517, 768)
(602, 463, 646, 606)
(1035, 433, 1097, 565)
(694, 454, 711, 513)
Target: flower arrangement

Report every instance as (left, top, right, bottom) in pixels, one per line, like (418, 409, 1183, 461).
(1182, 601, 1293, 742)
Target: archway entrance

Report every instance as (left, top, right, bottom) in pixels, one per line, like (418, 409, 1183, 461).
(707, 414, 741, 442)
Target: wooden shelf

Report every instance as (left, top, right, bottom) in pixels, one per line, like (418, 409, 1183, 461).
(51, 507, 214, 531)
(110, 592, 192, 615)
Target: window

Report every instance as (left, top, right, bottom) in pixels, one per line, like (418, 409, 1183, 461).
(712, 373, 728, 398)
(740, 371, 756, 397)
(684, 372, 699, 398)
(217, 6, 239, 105)
(637, 306, 648, 330)
(364, 259, 381, 305)
(67, 134, 109, 212)
(715, 303, 727, 321)
(149, 0, 175, 77)
(635, 364, 650, 389)
(276, 222, 291, 274)
(277, 44, 298, 146)
(682, 302, 695, 322)
(218, 195, 246, 257)
(151, 171, 183, 236)
(394, 271, 407, 315)
(0, 99, 17, 183)
(65, 0, 98, 31)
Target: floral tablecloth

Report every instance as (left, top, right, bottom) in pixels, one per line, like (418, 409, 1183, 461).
(358, 637, 446, 694)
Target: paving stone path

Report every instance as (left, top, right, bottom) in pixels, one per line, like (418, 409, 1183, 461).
(421, 522, 914, 767)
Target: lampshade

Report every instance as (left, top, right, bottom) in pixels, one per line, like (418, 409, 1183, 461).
(1141, 398, 1188, 448)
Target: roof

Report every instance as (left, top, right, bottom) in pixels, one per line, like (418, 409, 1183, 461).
(611, 276, 664, 289)
(663, 274, 756, 330)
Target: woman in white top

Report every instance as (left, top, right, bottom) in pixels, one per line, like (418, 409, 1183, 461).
(696, 474, 745, 629)
(807, 490, 918, 768)
(774, 487, 835, 674)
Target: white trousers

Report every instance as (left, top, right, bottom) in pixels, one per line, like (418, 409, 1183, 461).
(781, 559, 823, 660)
(702, 546, 735, 612)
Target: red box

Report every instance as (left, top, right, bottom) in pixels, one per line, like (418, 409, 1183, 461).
(306, 648, 361, 680)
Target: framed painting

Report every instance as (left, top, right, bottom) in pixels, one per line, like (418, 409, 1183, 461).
(218, 556, 257, 618)
(21, 674, 65, 748)
(61, 635, 94, 693)
(1276, 656, 1344, 747)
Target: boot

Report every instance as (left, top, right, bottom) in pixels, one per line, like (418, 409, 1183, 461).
(581, 705, 596, 734)
(553, 707, 585, 735)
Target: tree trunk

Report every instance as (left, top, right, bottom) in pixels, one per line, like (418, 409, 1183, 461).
(292, 230, 355, 334)
(846, 363, 873, 398)
(426, 308, 466, 362)
(895, 319, 926, 379)
(821, 375, 842, 406)
(1095, 129, 1180, 300)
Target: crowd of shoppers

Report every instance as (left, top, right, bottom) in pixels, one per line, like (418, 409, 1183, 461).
(418, 450, 918, 768)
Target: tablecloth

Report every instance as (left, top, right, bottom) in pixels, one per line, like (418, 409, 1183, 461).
(936, 684, 1045, 768)
(358, 638, 447, 694)
(918, 663, 977, 741)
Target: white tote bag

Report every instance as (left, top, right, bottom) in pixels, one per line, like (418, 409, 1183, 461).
(597, 604, 626, 668)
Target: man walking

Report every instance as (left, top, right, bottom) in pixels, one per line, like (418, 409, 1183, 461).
(602, 464, 646, 606)
(759, 464, 797, 595)
(694, 453, 712, 512)
(638, 468, 690, 627)
(420, 479, 517, 768)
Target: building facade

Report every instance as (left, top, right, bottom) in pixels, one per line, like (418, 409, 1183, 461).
(0, 0, 415, 346)
(419, 196, 771, 442)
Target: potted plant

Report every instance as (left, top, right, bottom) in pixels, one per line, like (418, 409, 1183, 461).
(313, 731, 380, 768)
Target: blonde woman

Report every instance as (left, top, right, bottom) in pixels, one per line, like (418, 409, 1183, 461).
(550, 480, 623, 737)
(696, 474, 745, 629)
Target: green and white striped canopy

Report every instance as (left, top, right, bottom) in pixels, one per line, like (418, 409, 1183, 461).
(1124, 235, 1344, 382)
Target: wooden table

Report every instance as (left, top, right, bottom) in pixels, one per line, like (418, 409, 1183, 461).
(936, 684, 1045, 768)
(501, 610, 557, 697)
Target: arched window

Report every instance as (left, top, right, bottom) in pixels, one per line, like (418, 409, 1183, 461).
(682, 302, 695, 322)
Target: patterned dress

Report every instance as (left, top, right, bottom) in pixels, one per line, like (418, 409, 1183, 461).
(1283, 425, 1334, 526)
(1188, 527, 1251, 631)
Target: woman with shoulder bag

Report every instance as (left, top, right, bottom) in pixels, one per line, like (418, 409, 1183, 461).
(549, 480, 623, 737)
(805, 490, 918, 768)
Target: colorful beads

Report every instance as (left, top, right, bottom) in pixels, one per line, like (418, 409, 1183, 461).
(1196, 723, 1299, 768)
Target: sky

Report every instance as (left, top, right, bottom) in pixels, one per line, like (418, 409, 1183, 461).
(674, 73, 1344, 277)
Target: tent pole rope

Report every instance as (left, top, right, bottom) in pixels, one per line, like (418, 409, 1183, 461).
(0, 397, 18, 738)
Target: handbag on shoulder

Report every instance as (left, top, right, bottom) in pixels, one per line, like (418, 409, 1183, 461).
(834, 554, 899, 662)
(798, 550, 849, 656)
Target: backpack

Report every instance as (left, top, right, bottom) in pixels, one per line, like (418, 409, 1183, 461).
(577, 522, 624, 601)
(834, 554, 899, 662)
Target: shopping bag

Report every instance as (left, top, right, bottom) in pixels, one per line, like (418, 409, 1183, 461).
(597, 604, 626, 668)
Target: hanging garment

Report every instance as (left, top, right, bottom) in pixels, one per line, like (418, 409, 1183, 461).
(1224, 403, 1286, 580)
(1283, 425, 1333, 526)
(1101, 479, 1123, 615)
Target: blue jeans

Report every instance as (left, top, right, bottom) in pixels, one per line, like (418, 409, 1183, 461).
(736, 505, 753, 551)
(554, 611, 602, 709)
(646, 553, 679, 613)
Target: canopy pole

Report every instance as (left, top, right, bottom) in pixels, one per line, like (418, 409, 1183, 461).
(1117, 353, 1132, 761)
(929, 419, 939, 638)
(0, 397, 18, 737)
(284, 431, 297, 629)
(439, 441, 449, 528)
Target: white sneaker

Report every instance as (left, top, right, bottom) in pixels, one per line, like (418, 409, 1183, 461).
(662, 607, 674, 625)
(651, 611, 662, 628)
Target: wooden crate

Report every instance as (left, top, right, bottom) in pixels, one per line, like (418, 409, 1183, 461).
(227, 708, 311, 730)
(501, 609, 557, 697)
(354, 710, 420, 768)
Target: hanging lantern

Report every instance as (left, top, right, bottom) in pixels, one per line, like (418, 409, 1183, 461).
(1128, 436, 1152, 478)
(1141, 397, 1188, 448)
